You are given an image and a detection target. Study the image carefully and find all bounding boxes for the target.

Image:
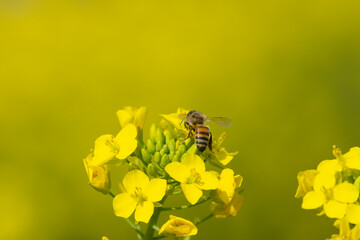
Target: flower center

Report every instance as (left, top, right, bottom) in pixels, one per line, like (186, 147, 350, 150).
(186, 168, 202, 184)
(131, 187, 148, 202)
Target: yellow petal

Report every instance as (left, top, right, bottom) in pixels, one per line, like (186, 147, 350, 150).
(116, 109, 133, 128)
(344, 147, 360, 170)
(134, 201, 154, 223)
(165, 162, 190, 183)
(313, 172, 336, 191)
(211, 192, 243, 218)
(234, 174, 243, 188)
(346, 204, 360, 224)
(160, 108, 189, 130)
(181, 183, 203, 205)
(113, 193, 137, 218)
(197, 171, 219, 190)
(159, 215, 198, 237)
(214, 147, 238, 165)
(181, 155, 205, 173)
(102, 237, 109, 240)
(92, 134, 118, 166)
(122, 170, 149, 194)
(295, 170, 318, 198)
(134, 106, 147, 129)
(144, 178, 167, 202)
(334, 182, 359, 203)
(324, 200, 347, 218)
(115, 124, 137, 159)
(302, 191, 326, 209)
(217, 169, 235, 204)
(317, 159, 342, 175)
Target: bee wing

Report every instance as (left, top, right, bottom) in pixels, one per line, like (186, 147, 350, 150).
(206, 117, 232, 127)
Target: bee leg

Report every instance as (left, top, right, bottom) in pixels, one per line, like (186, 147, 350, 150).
(208, 133, 213, 152)
(180, 128, 193, 144)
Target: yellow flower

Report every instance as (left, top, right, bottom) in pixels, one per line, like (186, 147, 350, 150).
(165, 155, 219, 204)
(160, 107, 189, 131)
(216, 168, 243, 204)
(116, 106, 147, 129)
(208, 133, 238, 165)
(211, 192, 243, 218)
(343, 147, 360, 170)
(159, 215, 198, 237)
(295, 169, 318, 198)
(91, 124, 137, 166)
(102, 237, 109, 240)
(83, 153, 111, 194)
(302, 172, 359, 219)
(113, 170, 167, 223)
(328, 218, 360, 240)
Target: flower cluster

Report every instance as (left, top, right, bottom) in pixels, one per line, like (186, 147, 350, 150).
(295, 146, 360, 240)
(83, 107, 243, 240)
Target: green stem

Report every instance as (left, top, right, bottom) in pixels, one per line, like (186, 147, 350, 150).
(144, 197, 167, 240)
(195, 213, 213, 226)
(109, 192, 144, 238)
(161, 195, 211, 211)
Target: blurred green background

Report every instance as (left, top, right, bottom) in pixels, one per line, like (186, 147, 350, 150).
(1, 0, 360, 239)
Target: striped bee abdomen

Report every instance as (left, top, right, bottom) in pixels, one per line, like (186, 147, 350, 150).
(195, 125, 210, 152)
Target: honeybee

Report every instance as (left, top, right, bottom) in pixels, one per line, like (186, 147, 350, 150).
(180, 110, 232, 152)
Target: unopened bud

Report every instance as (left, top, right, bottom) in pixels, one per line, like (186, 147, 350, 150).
(154, 152, 161, 164)
(155, 128, 165, 145)
(147, 139, 156, 154)
(141, 148, 151, 163)
(156, 141, 163, 151)
(147, 163, 157, 177)
(160, 154, 170, 168)
(149, 124, 157, 141)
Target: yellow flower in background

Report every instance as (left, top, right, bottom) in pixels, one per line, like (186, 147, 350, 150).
(113, 170, 167, 223)
(160, 107, 189, 131)
(295, 169, 318, 198)
(302, 172, 359, 218)
(208, 133, 238, 165)
(165, 155, 219, 204)
(116, 106, 147, 129)
(211, 192, 243, 218)
(83, 153, 111, 194)
(159, 215, 198, 237)
(102, 237, 110, 240)
(91, 124, 137, 166)
(328, 218, 360, 240)
(216, 168, 243, 204)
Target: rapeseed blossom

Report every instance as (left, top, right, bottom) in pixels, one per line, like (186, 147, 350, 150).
(165, 155, 219, 204)
(296, 146, 360, 240)
(159, 215, 198, 237)
(83, 107, 243, 239)
(113, 170, 166, 223)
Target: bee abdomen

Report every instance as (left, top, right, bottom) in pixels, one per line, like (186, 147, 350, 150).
(195, 125, 210, 152)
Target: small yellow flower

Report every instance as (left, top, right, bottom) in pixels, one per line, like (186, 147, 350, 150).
(160, 107, 189, 131)
(159, 215, 198, 237)
(116, 106, 147, 129)
(208, 133, 238, 165)
(295, 169, 318, 198)
(216, 168, 243, 204)
(302, 172, 359, 219)
(211, 192, 243, 218)
(343, 147, 360, 170)
(113, 170, 167, 223)
(83, 153, 111, 194)
(102, 237, 109, 240)
(328, 218, 360, 240)
(91, 124, 137, 166)
(165, 155, 219, 204)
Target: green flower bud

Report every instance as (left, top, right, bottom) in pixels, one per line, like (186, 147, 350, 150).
(128, 162, 140, 171)
(141, 148, 151, 164)
(168, 139, 176, 152)
(169, 151, 175, 161)
(156, 141, 163, 151)
(154, 152, 161, 164)
(155, 128, 165, 145)
(160, 154, 170, 168)
(149, 124, 157, 141)
(147, 163, 157, 177)
(146, 139, 156, 154)
(178, 144, 187, 155)
(160, 145, 169, 155)
(185, 144, 198, 155)
(185, 138, 194, 148)
(172, 154, 180, 162)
